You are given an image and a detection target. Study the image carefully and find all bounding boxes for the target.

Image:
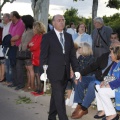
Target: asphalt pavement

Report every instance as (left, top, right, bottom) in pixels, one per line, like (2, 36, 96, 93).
(0, 83, 97, 120)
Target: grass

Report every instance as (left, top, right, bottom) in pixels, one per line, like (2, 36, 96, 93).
(16, 96, 32, 104)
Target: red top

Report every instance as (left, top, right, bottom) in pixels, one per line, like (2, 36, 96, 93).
(28, 34, 42, 66)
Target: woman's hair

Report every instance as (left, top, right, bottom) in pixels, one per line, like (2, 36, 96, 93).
(79, 42, 93, 56)
(33, 21, 46, 34)
(22, 15, 34, 30)
(76, 23, 87, 33)
(110, 46, 120, 60)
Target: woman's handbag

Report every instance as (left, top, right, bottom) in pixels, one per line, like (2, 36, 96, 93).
(16, 49, 31, 60)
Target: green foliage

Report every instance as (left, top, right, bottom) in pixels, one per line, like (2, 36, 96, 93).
(73, 0, 120, 10)
(64, 7, 85, 26)
(106, 0, 120, 10)
(64, 7, 79, 25)
(63, 7, 92, 33)
(16, 96, 32, 104)
(103, 13, 120, 38)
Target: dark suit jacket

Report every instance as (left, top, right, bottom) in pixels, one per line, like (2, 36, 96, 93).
(40, 30, 79, 82)
(80, 52, 112, 81)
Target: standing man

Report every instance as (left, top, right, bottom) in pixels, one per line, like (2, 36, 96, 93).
(8, 11, 25, 89)
(2, 13, 12, 84)
(40, 14, 80, 120)
(91, 17, 113, 58)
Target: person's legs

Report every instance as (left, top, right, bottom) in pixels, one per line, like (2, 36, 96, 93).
(98, 86, 116, 116)
(74, 76, 96, 104)
(82, 80, 96, 108)
(0, 59, 5, 81)
(25, 59, 35, 90)
(65, 80, 72, 105)
(34, 66, 43, 92)
(5, 59, 12, 83)
(15, 59, 25, 89)
(11, 65, 17, 86)
(72, 76, 97, 119)
(95, 85, 104, 111)
(48, 91, 57, 120)
(48, 80, 68, 120)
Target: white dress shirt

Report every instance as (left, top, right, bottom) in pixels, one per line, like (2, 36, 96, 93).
(2, 21, 12, 40)
(54, 28, 65, 54)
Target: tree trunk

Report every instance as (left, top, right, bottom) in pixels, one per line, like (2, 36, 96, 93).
(40, 0, 49, 30)
(92, 0, 98, 30)
(31, 0, 49, 30)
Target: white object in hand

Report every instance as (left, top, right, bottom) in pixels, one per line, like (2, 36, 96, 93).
(40, 73, 47, 82)
(74, 72, 81, 80)
(40, 65, 48, 92)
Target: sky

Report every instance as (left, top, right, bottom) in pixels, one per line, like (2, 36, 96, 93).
(1, 0, 120, 18)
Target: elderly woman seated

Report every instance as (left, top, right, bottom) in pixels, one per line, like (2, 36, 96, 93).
(94, 44, 120, 120)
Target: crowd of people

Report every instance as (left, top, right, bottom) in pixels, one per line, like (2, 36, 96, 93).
(65, 17, 120, 120)
(0, 11, 120, 120)
(0, 11, 46, 95)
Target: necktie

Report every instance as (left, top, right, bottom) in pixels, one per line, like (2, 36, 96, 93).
(59, 33, 65, 53)
(60, 33, 64, 46)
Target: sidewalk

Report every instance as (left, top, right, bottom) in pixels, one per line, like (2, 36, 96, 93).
(0, 83, 97, 120)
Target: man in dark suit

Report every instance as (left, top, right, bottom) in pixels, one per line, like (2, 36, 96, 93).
(40, 14, 80, 120)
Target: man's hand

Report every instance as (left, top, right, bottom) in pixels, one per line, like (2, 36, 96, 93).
(75, 72, 81, 80)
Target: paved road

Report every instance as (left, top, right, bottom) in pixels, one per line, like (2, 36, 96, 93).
(0, 84, 50, 120)
(0, 83, 97, 120)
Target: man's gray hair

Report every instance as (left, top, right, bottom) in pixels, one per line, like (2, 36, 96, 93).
(3, 13, 11, 20)
(94, 17, 104, 24)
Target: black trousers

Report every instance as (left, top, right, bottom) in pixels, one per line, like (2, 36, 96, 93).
(12, 59, 25, 87)
(48, 69, 68, 120)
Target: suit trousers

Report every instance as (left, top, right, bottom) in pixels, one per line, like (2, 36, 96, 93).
(48, 69, 68, 120)
(95, 85, 116, 116)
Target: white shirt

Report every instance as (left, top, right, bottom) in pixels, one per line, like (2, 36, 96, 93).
(66, 28, 76, 35)
(2, 21, 12, 40)
(74, 33, 82, 46)
(54, 28, 65, 54)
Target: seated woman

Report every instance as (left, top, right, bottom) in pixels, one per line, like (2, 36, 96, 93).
(66, 42, 94, 107)
(71, 42, 96, 119)
(94, 45, 120, 120)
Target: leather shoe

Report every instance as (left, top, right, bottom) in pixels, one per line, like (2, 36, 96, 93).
(71, 109, 88, 119)
(8, 84, 16, 87)
(15, 85, 24, 90)
(102, 114, 119, 120)
(94, 114, 105, 119)
(71, 105, 81, 117)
